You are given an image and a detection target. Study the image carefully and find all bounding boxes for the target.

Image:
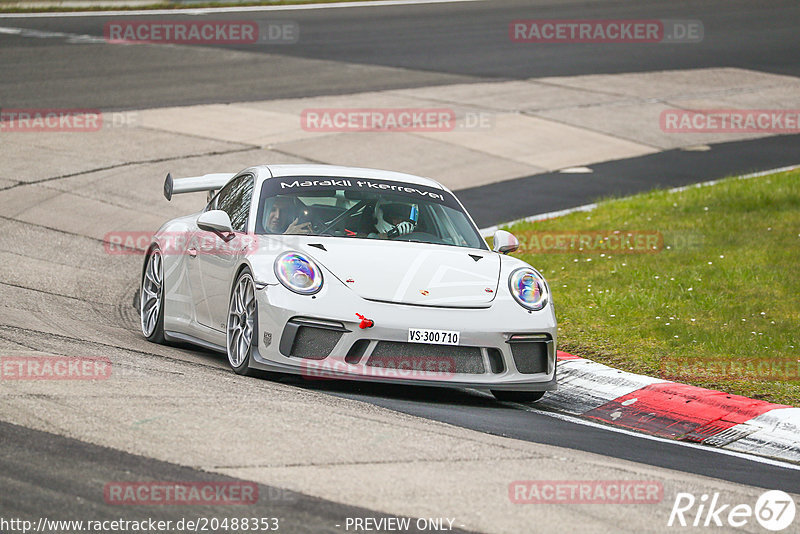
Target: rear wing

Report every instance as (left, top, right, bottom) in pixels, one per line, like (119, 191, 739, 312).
(163, 172, 236, 201)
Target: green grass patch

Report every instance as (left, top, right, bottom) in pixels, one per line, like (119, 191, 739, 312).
(506, 169, 800, 405)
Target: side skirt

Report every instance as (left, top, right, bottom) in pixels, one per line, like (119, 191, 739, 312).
(164, 330, 227, 354)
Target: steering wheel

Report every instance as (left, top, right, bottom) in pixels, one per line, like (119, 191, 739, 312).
(297, 209, 327, 233)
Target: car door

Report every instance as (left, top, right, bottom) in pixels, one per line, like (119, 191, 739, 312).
(185, 182, 227, 330)
(185, 214, 212, 329)
(195, 173, 255, 331)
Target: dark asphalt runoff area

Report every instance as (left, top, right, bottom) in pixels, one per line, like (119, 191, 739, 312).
(461, 133, 800, 228)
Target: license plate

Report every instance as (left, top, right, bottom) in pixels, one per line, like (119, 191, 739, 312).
(408, 328, 460, 345)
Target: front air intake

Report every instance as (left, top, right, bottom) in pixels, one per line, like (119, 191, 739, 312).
(367, 342, 485, 374)
(280, 318, 347, 359)
(508, 334, 551, 374)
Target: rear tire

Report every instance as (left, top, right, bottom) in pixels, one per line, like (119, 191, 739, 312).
(141, 247, 165, 344)
(226, 269, 259, 376)
(491, 390, 545, 403)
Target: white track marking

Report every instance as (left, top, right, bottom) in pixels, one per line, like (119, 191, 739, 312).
(479, 164, 800, 236)
(0, 0, 485, 18)
(0, 25, 104, 41)
(667, 163, 800, 193)
(480, 203, 597, 237)
(559, 166, 593, 174)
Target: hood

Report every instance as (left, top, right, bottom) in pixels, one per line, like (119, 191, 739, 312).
(273, 236, 499, 307)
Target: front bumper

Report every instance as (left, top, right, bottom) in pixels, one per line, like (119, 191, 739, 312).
(249, 280, 558, 392)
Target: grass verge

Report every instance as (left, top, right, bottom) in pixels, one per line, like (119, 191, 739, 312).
(506, 168, 800, 406)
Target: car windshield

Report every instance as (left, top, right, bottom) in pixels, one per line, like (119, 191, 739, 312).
(255, 176, 487, 250)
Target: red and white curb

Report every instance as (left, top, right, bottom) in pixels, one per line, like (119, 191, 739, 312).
(538, 351, 800, 464)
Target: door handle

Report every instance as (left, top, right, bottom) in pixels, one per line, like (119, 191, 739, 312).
(188, 247, 197, 258)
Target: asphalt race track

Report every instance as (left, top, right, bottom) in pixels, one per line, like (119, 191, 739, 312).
(1, 1, 799, 532)
(1, 0, 800, 109)
(1, 421, 455, 534)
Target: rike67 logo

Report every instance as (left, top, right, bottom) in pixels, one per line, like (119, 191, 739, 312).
(668, 490, 796, 531)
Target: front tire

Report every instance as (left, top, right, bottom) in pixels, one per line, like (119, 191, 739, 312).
(141, 247, 165, 344)
(226, 269, 259, 376)
(492, 390, 545, 403)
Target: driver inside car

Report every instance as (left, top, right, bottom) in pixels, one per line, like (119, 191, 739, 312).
(263, 196, 313, 235)
(370, 201, 418, 239)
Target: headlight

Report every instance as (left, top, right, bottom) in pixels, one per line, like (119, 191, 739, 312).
(274, 252, 323, 295)
(508, 267, 549, 311)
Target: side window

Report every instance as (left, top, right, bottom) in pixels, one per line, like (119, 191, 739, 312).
(215, 174, 254, 232)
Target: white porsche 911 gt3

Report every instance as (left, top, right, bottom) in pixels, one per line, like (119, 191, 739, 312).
(140, 164, 556, 401)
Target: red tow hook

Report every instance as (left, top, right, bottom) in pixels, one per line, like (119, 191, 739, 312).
(355, 313, 374, 329)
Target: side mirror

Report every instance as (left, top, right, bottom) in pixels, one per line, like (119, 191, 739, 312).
(197, 210, 234, 238)
(492, 230, 519, 254)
